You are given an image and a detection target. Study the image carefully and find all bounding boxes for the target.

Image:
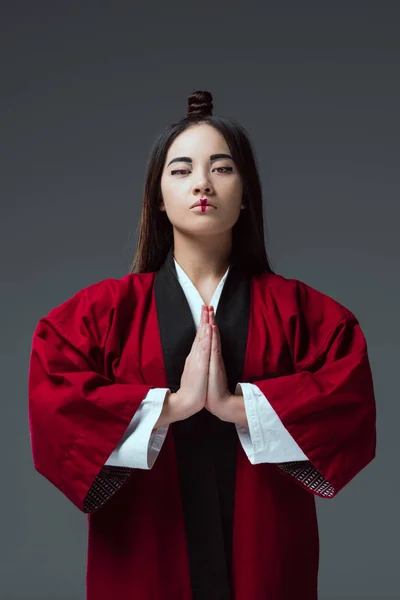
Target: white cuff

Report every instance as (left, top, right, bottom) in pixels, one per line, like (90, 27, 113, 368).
(234, 382, 308, 464)
(105, 388, 170, 469)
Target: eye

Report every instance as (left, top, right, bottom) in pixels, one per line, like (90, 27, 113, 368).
(213, 166, 233, 173)
(170, 166, 233, 175)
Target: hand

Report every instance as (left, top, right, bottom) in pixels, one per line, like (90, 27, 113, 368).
(155, 305, 212, 427)
(174, 305, 213, 420)
(204, 306, 232, 420)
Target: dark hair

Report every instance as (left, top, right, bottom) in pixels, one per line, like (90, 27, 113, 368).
(130, 90, 275, 276)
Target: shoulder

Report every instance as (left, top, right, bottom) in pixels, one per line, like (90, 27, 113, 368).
(255, 271, 357, 325)
(40, 272, 155, 328)
(254, 272, 363, 367)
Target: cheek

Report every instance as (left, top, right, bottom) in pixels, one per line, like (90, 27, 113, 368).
(160, 178, 169, 200)
(223, 175, 242, 195)
(160, 182, 176, 212)
(226, 180, 243, 209)
(161, 177, 184, 201)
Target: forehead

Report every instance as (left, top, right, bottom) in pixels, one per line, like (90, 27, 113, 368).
(166, 124, 229, 158)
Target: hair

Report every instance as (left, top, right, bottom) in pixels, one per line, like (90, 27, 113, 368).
(130, 90, 275, 276)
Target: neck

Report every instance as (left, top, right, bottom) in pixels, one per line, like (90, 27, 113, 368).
(172, 231, 232, 284)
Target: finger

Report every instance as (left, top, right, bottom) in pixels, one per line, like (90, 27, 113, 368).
(208, 309, 215, 347)
(198, 306, 211, 346)
(209, 309, 219, 345)
(209, 306, 217, 325)
(212, 324, 223, 362)
(194, 306, 211, 353)
(209, 325, 219, 372)
(191, 309, 205, 354)
(199, 305, 205, 329)
(198, 324, 212, 360)
(212, 315, 220, 345)
(205, 323, 212, 347)
(211, 324, 217, 356)
(197, 306, 207, 339)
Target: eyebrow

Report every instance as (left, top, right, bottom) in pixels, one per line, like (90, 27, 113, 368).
(166, 153, 233, 167)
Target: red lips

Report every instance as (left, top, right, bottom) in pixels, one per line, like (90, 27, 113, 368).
(191, 198, 214, 208)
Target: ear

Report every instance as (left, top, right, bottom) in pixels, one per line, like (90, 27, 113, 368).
(160, 202, 166, 212)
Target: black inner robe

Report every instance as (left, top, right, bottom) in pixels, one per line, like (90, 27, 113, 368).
(154, 248, 251, 600)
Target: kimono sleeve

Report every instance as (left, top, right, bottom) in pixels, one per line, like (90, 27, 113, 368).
(251, 283, 376, 499)
(28, 281, 153, 514)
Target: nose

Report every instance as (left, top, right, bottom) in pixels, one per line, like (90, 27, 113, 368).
(193, 183, 212, 195)
(192, 174, 213, 196)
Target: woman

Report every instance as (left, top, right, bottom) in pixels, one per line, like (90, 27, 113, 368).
(28, 90, 376, 600)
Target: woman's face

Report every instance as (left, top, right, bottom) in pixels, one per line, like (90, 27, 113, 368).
(160, 124, 244, 237)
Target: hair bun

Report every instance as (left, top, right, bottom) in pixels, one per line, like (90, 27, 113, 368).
(187, 90, 213, 118)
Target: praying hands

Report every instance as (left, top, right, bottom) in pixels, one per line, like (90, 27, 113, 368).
(202, 306, 232, 420)
(204, 306, 247, 426)
(155, 305, 248, 428)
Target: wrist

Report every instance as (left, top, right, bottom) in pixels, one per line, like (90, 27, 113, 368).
(154, 391, 180, 428)
(220, 394, 248, 427)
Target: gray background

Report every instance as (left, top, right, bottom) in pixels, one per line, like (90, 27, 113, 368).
(1, 1, 398, 599)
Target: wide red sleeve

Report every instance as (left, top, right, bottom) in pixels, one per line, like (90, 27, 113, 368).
(252, 282, 376, 499)
(28, 281, 153, 513)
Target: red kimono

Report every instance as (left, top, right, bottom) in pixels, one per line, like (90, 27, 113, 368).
(28, 251, 376, 600)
